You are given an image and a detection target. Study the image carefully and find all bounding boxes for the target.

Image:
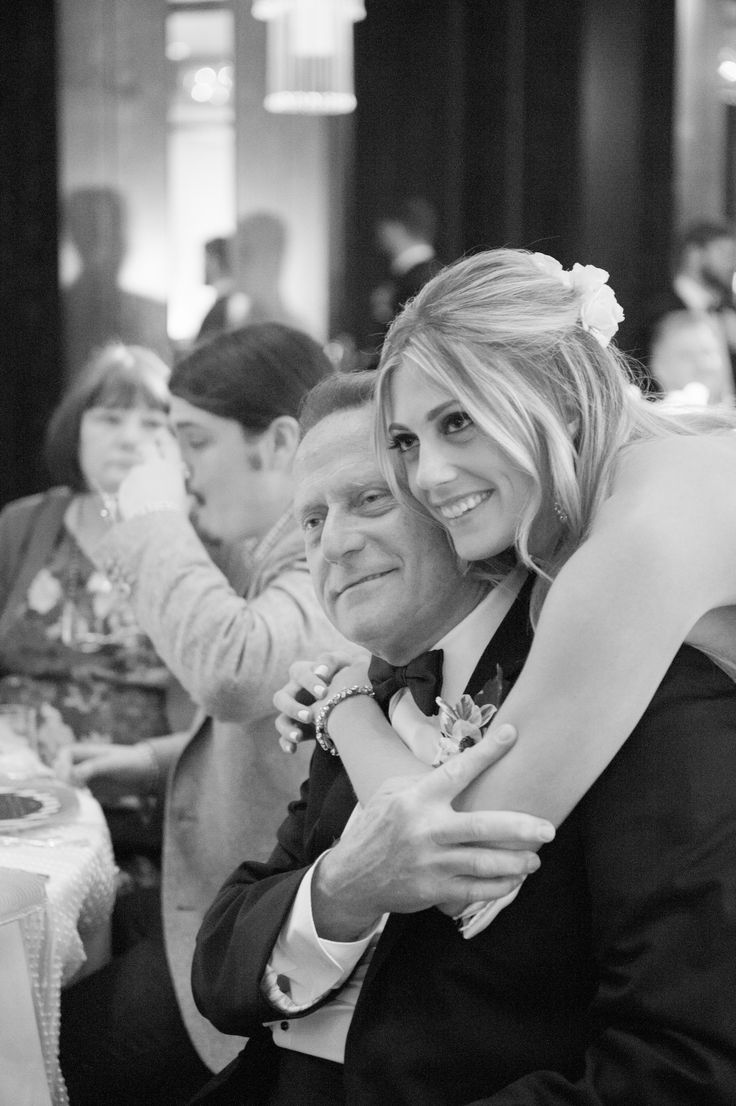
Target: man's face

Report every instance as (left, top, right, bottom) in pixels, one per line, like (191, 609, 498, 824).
(293, 406, 481, 663)
(170, 395, 268, 546)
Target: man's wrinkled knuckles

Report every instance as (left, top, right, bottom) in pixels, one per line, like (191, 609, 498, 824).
(433, 809, 518, 845)
(460, 810, 548, 845)
(428, 741, 503, 792)
(465, 875, 525, 901)
(461, 848, 521, 881)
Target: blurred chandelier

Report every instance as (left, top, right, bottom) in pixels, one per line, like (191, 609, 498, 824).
(252, 0, 366, 115)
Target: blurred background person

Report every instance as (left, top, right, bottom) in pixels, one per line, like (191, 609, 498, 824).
(640, 219, 736, 391)
(228, 211, 307, 332)
(648, 309, 733, 406)
(190, 214, 308, 344)
(369, 196, 444, 336)
(58, 324, 351, 1105)
(194, 235, 235, 344)
(61, 187, 170, 380)
(0, 342, 192, 881)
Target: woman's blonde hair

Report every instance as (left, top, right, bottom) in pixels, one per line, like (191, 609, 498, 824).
(375, 247, 736, 619)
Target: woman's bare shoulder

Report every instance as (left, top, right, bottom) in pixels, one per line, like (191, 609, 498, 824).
(614, 431, 736, 494)
(590, 431, 736, 604)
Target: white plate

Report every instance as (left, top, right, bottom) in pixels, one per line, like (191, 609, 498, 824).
(0, 780, 79, 832)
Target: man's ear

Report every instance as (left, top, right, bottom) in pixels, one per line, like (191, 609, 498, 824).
(260, 415, 301, 471)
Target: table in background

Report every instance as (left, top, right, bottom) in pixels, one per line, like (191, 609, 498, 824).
(0, 777, 117, 1105)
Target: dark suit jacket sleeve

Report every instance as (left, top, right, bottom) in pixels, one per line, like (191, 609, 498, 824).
(192, 746, 354, 1038)
(468, 647, 736, 1105)
(191, 770, 314, 1037)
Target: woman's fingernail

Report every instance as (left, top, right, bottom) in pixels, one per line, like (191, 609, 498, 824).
(289, 729, 301, 742)
(279, 737, 296, 754)
(297, 710, 311, 723)
(313, 684, 326, 698)
(314, 664, 330, 678)
(538, 824, 555, 842)
(494, 724, 515, 744)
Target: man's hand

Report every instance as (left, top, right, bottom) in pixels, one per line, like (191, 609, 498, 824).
(53, 742, 157, 803)
(311, 725, 554, 940)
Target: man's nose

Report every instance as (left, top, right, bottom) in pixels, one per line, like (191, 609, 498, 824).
(321, 513, 366, 563)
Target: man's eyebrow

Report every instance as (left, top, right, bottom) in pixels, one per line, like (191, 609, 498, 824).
(294, 497, 323, 520)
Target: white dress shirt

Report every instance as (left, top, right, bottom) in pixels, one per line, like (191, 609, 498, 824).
(390, 242, 436, 276)
(672, 272, 721, 312)
(263, 569, 527, 1062)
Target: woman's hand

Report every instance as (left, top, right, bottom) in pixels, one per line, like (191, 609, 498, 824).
(273, 651, 365, 753)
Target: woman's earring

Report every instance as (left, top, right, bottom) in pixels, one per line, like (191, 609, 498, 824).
(553, 499, 569, 525)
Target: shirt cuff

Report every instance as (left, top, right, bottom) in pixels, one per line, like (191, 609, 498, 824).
(262, 851, 385, 1015)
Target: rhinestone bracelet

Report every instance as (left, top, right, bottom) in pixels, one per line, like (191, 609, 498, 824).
(314, 685, 376, 756)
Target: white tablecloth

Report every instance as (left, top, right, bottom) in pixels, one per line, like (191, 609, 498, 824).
(0, 787, 117, 1105)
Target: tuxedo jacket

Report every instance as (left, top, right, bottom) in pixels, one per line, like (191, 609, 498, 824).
(192, 584, 736, 1104)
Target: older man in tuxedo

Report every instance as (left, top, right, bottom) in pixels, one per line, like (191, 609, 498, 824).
(191, 371, 736, 1105)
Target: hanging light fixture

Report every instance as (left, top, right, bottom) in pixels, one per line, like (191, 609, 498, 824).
(252, 0, 366, 115)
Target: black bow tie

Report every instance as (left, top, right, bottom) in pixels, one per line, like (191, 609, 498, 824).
(368, 649, 444, 717)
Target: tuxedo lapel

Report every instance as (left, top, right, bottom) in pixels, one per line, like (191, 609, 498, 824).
(465, 572, 535, 701)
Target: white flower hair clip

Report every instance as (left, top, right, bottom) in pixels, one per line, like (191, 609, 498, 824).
(532, 252, 625, 348)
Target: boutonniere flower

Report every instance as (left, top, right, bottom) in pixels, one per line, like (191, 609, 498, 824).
(432, 665, 506, 767)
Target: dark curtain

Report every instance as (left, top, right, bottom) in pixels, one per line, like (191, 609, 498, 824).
(0, 2, 61, 508)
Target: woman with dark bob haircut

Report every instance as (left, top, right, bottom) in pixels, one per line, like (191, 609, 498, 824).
(57, 323, 350, 1104)
(0, 341, 188, 872)
(43, 342, 169, 490)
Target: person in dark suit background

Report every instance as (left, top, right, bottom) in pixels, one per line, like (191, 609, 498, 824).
(638, 219, 736, 390)
(195, 236, 235, 343)
(369, 196, 444, 335)
(191, 370, 736, 1105)
(61, 187, 171, 380)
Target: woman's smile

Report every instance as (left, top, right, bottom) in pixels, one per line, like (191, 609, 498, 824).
(432, 489, 494, 522)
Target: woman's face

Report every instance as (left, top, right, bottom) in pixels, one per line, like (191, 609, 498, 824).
(387, 360, 535, 562)
(169, 396, 268, 545)
(78, 404, 169, 495)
